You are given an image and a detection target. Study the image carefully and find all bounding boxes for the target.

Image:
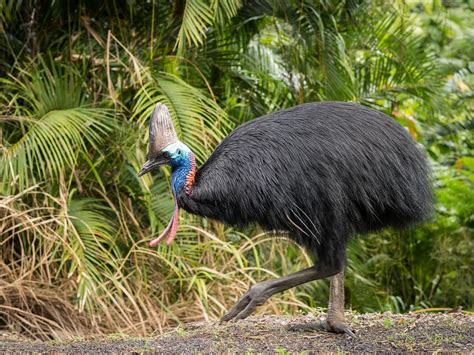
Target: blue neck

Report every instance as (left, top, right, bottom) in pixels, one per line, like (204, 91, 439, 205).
(170, 155, 194, 195)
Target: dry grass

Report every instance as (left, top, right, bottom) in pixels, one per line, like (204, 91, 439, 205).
(0, 277, 91, 339)
(0, 187, 311, 340)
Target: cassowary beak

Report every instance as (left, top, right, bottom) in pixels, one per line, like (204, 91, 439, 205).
(137, 155, 170, 177)
(137, 159, 155, 177)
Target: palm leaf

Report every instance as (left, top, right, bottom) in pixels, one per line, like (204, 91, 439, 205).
(349, 12, 441, 103)
(0, 59, 115, 192)
(175, 0, 214, 54)
(211, 0, 242, 26)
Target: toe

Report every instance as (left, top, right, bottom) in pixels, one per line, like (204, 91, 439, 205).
(327, 320, 356, 337)
(220, 295, 251, 322)
(288, 320, 355, 337)
(233, 300, 261, 320)
(288, 322, 323, 332)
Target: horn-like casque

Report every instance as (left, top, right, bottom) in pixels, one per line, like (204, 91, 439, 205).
(149, 103, 178, 154)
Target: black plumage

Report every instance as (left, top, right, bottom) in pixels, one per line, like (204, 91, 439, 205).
(177, 102, 432, 268)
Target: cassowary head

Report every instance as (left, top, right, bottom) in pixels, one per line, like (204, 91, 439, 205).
(138, 103, 195, 246)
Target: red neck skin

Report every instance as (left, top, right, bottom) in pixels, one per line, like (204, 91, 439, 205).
(185, 152, 196, 195)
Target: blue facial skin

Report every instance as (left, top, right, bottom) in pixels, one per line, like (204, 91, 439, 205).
(161, 142, 193, 195)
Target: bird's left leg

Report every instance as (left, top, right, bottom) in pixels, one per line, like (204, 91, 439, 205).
(220, 263, 339, 322)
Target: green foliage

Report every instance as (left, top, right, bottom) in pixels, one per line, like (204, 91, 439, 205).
(0, 0, 472, 340)
(0, 58, 114, 191)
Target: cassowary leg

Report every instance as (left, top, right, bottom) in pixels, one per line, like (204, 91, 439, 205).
(220, 263, 339, 323)
(288, 271, 355, 337)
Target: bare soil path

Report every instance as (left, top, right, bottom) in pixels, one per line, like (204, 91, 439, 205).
(1, 312, 472, 353)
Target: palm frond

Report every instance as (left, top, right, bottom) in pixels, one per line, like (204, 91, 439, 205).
(212, 0, 242, 26)
(0, 59, 115, 192)
(350, 12, 441, 103)
(175, 0, 214, 54)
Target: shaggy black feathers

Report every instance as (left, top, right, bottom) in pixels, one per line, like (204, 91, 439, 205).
(177, 102, 432, 267)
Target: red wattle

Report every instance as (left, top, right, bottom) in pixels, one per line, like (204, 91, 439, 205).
(149, 203, 179, 247)
(166, 207, 179, 245)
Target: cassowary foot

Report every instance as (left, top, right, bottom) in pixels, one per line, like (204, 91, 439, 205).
(288, 319, 356, 337)
(220, 284, 270, 322)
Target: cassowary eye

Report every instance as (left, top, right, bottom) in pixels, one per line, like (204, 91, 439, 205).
(163, 152, 170, 158)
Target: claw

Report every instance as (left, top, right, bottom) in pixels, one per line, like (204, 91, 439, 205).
(344, 328, 356, 338)
(288, 320, 356, 337)
(221, 295, 250, 322)
(221, 285, 269, 322)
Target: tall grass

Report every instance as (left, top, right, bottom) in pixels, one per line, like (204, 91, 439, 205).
(0, 186, 315, 339)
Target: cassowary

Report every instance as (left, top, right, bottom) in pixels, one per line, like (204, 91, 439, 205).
(138, 102, 432, 336)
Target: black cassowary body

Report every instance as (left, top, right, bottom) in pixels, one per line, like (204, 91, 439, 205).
(139, 102, 432, 336)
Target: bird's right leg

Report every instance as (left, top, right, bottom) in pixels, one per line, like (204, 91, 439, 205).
(220, 263, 339, 322)
(288, 270, 355, 337)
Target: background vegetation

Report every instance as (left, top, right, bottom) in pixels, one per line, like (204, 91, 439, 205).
(0, 0, 472, 340)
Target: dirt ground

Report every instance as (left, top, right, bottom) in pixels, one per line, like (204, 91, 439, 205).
(1, 312, 472, 353)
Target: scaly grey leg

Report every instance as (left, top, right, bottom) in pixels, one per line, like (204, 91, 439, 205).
(221, 264, 340, 322)
(288, 271, 355, 337)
